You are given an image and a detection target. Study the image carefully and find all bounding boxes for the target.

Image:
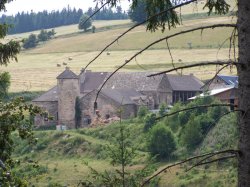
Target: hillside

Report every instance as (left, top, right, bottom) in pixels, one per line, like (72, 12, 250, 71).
(12, 111, 238, 186)
(1, 0, 237, 92)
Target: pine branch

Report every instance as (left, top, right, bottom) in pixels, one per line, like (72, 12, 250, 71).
(141, 149, 238, 186)
(155, 103, 237, 121)
(83, 0, 198, 70)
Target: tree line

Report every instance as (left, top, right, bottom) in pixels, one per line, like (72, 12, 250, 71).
(0, 5, 128, 34)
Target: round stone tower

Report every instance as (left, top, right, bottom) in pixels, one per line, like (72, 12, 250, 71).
(57, 67, 80, 129)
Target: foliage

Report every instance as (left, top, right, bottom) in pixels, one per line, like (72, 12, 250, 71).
(0, 23, 20, 65)
(180, 115, 203, 151)
(128, 0, 147, 23)
(81, 124, 155, 187)
(137, 105, 149, 119)
(92, 25, 96, 33)
(144, 113, 156, 132)
(78, 14, 92, 31)
(38, 29, 56, 42)
(148, 124, 176, 159)
(23, 33, 38, 49)
(159, 102, 167, 117)
(0, 71, 10, 99)
(0, 5, 128, 35)
(0, 98, 44, 185)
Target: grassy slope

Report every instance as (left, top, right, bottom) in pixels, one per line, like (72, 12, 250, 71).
(3, 16, 237, 92)
(12, 118, 237, 187)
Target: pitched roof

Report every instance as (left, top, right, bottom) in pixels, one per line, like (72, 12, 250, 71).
(189, 86, 235, 100)
(218, 75, 238, 87)
(57, 67, 78, 79)
(80, 71, 108, 93)
(166, 74, 204, 91)
(104, 72, 164, 91)
(101, 88, 146, 105)
(33, 86, 58, 102)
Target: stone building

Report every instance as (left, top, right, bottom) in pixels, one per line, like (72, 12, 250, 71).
(33, 68, 203, 129)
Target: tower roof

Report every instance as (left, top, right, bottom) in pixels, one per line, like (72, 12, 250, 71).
(57, 67, 78, 79)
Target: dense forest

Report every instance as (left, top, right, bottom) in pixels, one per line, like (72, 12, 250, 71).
(0, 5, 128, 34)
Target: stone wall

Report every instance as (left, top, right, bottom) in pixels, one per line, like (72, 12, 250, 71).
(57, 79, 80, 129)
(80, 91, 138, 126)
(33, 101, 58, 126)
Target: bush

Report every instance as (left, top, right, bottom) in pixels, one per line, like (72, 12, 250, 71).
(138, 106, 148, 119)
(23, 34, 38, 49)
(148, 124, 176, 159)
(180, 116, 203, 150)
(144, 113, 156, 132)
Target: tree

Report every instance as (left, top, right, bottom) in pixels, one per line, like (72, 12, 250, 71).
(87, 0, 250, 185)
(137, 105, 148, 119)
(23, 34, 37, 49)
(128, 0, 147, 23)
(37, 29, 49, 41)
(0, 72, 10, 99)
(148, 124, 176, 159)
(78, 14, 92, 32)
(0, 1, 43, 185)
(144, 113, 156, 132)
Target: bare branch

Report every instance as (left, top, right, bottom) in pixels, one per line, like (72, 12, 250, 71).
(81, 1, 111, 27)
(203, 64, 232, 90)
(192, 155, 236, 168)
(186, 151, 238, 172)
(148, 61, 237, 77)
(83, 0, 198, 70)
(155, 103, 237, 121)
(141, 149, 238, 186)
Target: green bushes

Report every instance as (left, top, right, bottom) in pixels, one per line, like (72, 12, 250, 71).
(148, 124, 176, 159)
(138, 105, 149, 119)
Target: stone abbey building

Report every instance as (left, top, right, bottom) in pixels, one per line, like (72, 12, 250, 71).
(33, 67, 203, 128)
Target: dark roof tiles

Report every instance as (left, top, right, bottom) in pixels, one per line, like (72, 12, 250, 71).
(167, 74, 204, 91)
(57, 67, 78, 79)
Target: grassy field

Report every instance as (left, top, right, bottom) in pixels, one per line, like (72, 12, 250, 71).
(2, 15, 238, 92)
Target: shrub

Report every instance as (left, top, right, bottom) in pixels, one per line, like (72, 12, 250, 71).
(138, 106, 148, 119)
(148, 124, 176, 159)
(144, 113, 156, 132)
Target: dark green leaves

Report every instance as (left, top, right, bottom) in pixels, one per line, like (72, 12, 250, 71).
(204, 0, 230, 15)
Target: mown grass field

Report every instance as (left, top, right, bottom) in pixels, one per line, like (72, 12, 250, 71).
(2, 9, 238, 92)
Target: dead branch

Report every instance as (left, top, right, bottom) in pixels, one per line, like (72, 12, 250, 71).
(81, 1, 111, 27)
(155, 103, 237, 121)
(203, 64, 232, 90)
(141, 149, 238, 186)
(186, 151, 238, 172)
(192, 155, 236, 168)
(83, 0, 198, 70)
(148, 61, 237, 77)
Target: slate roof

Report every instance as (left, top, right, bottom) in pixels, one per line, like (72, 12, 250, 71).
(101, 89, 146, 105)
(33, 86, 58, 102)
(104, 72, 164, 91)
(218, 75, 238, 87)
(80, 71, 108, 93)
(57, 67, 78, 79)
(166, 74, 204, 91)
